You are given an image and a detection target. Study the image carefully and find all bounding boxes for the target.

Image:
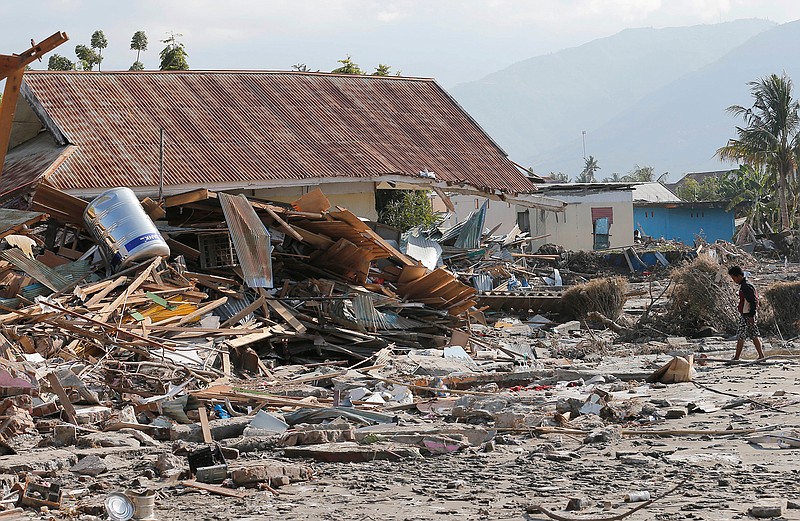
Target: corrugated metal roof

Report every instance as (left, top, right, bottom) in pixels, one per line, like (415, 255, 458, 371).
(632, 182, 682, 203)
(218, 193, 274, 288)
(17, 71, 534, 195)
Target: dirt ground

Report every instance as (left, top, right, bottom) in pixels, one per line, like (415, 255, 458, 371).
(107, 342, 800, 521)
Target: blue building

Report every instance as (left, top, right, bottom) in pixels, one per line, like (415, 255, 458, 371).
(634, 201, 735, 245)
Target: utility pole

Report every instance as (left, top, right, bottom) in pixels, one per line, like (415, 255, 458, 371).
(581, 130, 587, 160)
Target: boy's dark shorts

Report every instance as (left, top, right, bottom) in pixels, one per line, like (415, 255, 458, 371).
(737, 315, 760, 340)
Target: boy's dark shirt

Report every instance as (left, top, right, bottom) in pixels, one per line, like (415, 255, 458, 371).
(737, 277, 758, 317)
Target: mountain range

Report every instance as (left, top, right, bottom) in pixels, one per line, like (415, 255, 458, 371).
(449, 18, 800, 181)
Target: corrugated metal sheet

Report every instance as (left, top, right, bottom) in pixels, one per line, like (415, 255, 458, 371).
(402, 232, 442, 270)
(472, 274, 494, 292)
(0, 248, 73, 292)
(454, 200, 487, 249)
(352, 294, 388, 332)
(16, 71, 535, 195)
(218, 193, 273, 288)
(0, 208, 46, 235)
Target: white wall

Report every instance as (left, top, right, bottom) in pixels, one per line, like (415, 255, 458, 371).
(252, 182, 378, 220)
(444, 194, 519, 235)
(521, 190, 634, 251)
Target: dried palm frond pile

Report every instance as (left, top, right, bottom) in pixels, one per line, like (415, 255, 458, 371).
(763, 281, 800, 338)
(561, 276, 627, 320)
(664, 255, 739, 334)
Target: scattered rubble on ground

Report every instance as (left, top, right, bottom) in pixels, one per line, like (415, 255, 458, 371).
(0, 184, 797, 520)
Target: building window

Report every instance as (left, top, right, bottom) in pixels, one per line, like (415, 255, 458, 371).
(517, 210, 531, 232)
(593, 217, 610, 250)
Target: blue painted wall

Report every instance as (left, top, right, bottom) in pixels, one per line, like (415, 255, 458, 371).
(634, 206, 734, 245)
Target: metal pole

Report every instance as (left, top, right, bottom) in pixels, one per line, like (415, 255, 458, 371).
(158, 128, 165, 202)
(582, 130, 586, 160)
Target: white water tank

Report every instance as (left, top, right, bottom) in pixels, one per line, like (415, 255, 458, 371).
(83, 187, 170, 271)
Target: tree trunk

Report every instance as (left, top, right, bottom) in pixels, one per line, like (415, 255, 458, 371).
(779, 168, 790, 231)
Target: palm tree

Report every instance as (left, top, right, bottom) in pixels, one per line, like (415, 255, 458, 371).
(577, 155, 600, 183)
(717, 73, 800, 231)
(90, 31, 107, 71)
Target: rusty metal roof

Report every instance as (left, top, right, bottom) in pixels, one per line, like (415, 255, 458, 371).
(18, 71, 535, 195)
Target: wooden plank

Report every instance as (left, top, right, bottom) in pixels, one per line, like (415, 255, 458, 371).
(287, 223, 335, 249)
(181, 480, 246, 498)
(0, 69, 24, 169)
(224, 330, 273, 349)
(221, 350, 232, 376)
(183, 271, 238, 286)
(81, 276, 127, 306)
(220, 295, 265, 327)
(165, 238, 201, 262)
(95, 257, 161, 322)
(397, 264, 427, 284)
(265, 298, 307, 333)
(331, 207, 416, 266)
(262, 206, 304, 241)
(46, 372, 77, 424)
(176, 296, 228, 325)
(197, 406, 213, 443)
(164, 188, 216, 208)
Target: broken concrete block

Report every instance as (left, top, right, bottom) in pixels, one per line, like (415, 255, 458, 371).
(0, 449, 78, 475)
(53, 424, 77, 447)
(554, 321, 581, 334)
(583, 425, 622, 444)
(665, 408, 687, 419)
(70, 455, 107, 477)
(170, 416, 251, 442)
(219, 435, 275, 454)
(566, 497, 591, 511)
(119, 428, 159, 447)
(278, 421, 355, 447)
(77, 431, 141, 449)
(74, 405, 113, 425)
(748, 502, 784, 518)
(665, 336, 688, 347)
(282, 442, 421, 462)
(230, 460, 313, 487)
(155, 452, 186, 476)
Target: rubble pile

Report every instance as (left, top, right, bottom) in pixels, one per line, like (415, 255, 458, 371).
(0, 183, 796, 519)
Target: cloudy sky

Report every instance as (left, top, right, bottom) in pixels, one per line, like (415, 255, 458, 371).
(6, 0, 800, 87)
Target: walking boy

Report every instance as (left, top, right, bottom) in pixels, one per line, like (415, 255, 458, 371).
(727, 265, 765, 360)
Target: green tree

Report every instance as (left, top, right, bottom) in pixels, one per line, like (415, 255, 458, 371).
(622, 164, 656, 182)
(159, 32, 189, 71)
(602, 172, 624, 182)
(331, 55, 363, 75)
(130, 30, 148, 70)
(676, 177, 725, 202)
(75, 44, 101, 71)
(48, 54, 74, 71)
(376, 190, 439, 231)
(718, 165, 778, 233)
(549, 171, 570, 182)
(373, 64, 391, 76)
(576, 155, 600, 182)
(90, 30, 108, 71)
(717, 73, 800, 230)
(131, 31, 147, 61)
(292, 63, 311, 72)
